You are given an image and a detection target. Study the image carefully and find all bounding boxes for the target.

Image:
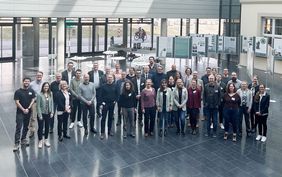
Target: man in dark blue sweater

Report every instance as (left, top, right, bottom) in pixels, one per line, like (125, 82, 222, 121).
(152, 65, 166, 91)
(100, 74, 119, 139)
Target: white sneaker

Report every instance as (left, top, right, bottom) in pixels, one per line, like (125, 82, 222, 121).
(69, 122, 74, 129)
(210, 123, 214, 129)
(261, 136, 267, 142)
(220, 123, 224, 130)
(38, 140, 43, 149)
(44, 139, 51, 147)
(256, 135, 262, 141)
(77, 121, 83, 128)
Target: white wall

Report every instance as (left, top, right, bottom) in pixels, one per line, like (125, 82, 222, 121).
(0, 0, 220, 18)
(240, 1, 282, 74)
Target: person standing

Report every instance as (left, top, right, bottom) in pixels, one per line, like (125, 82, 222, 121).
(113, 63, 122, 80)
(187, 79, 201, 135)
(223, 83, 241, 142)
(216, 74, 226, 129)
(183, 67, 193, 88)
(55, 81, 71, 141)
(227, 72, 242, 89)
(79, 74, 97, 136)
(221, 68, 230, 85)
(28, 71, 44, 138)
(166, 64, 182, 80)
(50, 73, 62, 133)
(61, 62, 75, 84)
(248, 76, 259, 133)
(126, 67, 136, 82)
(36, 82, 54, 149)
(88, 62, 104, 118)
(151, 65, 166, 91)
(141, 79, 156, 137)
(203, 75, 221, 137)
(173, 79, 188, 136)
(100, 74, 119, 140)
(254, 84, 270, 142)
(116, 71, 129, 126)
(148, 56, 158, 74)
(118, 81, 137, 138)
(142, 66, 152, 80)
(156, 79, 173, 137)
(13, 77, 36, 152)
(69, 69, 83, 129)
(237, 81, 252, 137)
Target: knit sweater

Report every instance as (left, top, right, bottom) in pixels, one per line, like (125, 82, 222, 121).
(78, 82, 96, 104)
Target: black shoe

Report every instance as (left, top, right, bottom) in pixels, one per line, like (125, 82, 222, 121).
(130, 134, 136, 138)
(159, 129, 163, 137)
(85, 129, 89, 136)
(21, 140, 29, 147)
(91, 128, 97, 134)
(164, 130, 167, 137)
(58, 136, 63, 142)
(29, 132, 34, 138)
(63, 135, 71, 139)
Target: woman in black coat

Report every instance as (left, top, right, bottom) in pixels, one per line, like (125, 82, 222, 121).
(55, 80, 71, 141)
(254, 84, 270, 142)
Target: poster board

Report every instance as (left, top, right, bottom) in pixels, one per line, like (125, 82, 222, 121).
(241, 36, 254, 53)
(217, 36, 224, 53)
(156, 37, 174, 58)
(273, 38, 282, 59)
(173, 37, 191, 58)
(224, 37, 237, 54)
(191, 36, 207, 56)
(206, 35, 217, 53)
(254, 37, 268, 56)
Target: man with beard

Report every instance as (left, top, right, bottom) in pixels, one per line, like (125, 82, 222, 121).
(13, 77, 36, 152)
(227, 72, 242, 89)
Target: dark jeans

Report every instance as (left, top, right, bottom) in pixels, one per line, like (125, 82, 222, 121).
(14, 112, 31, 144)
(224, 108, 238, 134)
(189, 108, 199, 130)
(168, 112, 175, 126)
(101, 102, 115, 134)
(122, 107, 135, 135)
(144, 107, 156, 134)
(256, 115, 268, 136)
(134, 99, 143, 122)
(218, 103, 224, 124)
(174, 109, 185, 133)
(206, 108, 218, 134)
(159, 111, 169, 130)
(250, 107, 256, 130)
(82, 103, 95, 130)
(37, 113, 51, 140)
(96, 88, 102, 116)
(117, 102, 122, 124)
(238, 106, 251, 133)
(71, 99, 81, 122)
(57, 112, 69, 137)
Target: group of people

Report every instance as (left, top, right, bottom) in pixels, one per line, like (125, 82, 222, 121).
(13, 56, 270, 152)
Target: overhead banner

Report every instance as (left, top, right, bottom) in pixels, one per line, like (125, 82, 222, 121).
(224, 37, 237, 54)
(255, 37, 268, 56)
(191, 36, 207, 56)
(206, 35, 217, 53)
(217, 36, 224, 53)
(156, 37, 174, 58)
(273, 38, 282, 59)
(174, 37, 191, 58)
(241, 36, 254, 53)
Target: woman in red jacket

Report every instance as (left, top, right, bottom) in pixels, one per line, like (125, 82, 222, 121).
(187, 79, 201, 135)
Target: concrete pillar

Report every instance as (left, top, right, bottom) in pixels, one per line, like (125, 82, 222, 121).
(186, 18, 190, 36)
(33, 17, 40, 66)
(122, 18, 128, 47)
(160, 18, 167, 37)
(57, 18, 65, 72)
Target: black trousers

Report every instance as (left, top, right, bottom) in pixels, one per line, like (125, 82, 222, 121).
(82, 103, 95, 130)
(101, 102, 115, 133)
(14, 112, 31, 144)
(238, 106, 251, 133)
(37, 113, 51, 140)
(144, 107, 156, 134)
(218, 102, 224, 124)
(71, 99, 81, 122)
(250, 107, 256, 130)
(50, 103, 57, 130)
(256, 115, 268, 136)
(189, 108, 199, 130)
(57, 112, 69, 137)
(96, 88, 102, 116)
(117, 102, 122, 124)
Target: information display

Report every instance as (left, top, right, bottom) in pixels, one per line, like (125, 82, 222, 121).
(157, 37, 174, 57)
(224, 37, 237, 54)
(217, 36, 224, 53)
(174, 37, 191, 58)
(206, 35, 217, 53)
(273, 38, 282, 58)
(241, 36, 254, 53)
(255, 37, 268, 56)
(191, 36, 207, 55)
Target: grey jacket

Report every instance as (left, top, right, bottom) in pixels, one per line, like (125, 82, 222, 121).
(36, 92, 54, 118)
(173, 87, 188, 111)
(156, 88, 173, 112)
(236, 89, 253, 108)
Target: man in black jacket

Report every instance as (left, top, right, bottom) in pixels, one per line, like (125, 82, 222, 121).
(203, 75, 221, 137)
(166, 64, 182, 80)
(132, 69, 146, 126)
(61, 62, 75, 84)
(88, 62, 104, 117)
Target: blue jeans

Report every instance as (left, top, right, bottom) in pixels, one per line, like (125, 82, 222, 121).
(159, 111, 169, 130)
(168, 112, 175, 126)
(174, 110, 185, 133)
(224, 108, 238, 134)
(206, 108, 218, 135)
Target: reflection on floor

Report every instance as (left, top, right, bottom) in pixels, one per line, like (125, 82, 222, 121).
(0, 57, 282, 177)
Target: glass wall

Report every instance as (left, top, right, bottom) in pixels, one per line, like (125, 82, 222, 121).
(82, 25, 92, 53)
(0, 26, 13, 58)
(95, 25, 105, 52)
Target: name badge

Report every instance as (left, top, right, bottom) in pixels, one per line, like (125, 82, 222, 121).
(128, 93, 132, 97)
(193, 90, 197, 94)
(215, 90, 218, 93)
(221, 87, 223, 90)
(141, 83, 144, 86)
(28, 92, 32, 95)
(231, 97, 235, 101)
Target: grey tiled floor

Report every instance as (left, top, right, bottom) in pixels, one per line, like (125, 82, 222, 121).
(0, 57, 282, 177)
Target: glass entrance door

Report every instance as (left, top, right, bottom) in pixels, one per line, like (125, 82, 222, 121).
(0, 26, 13, 59)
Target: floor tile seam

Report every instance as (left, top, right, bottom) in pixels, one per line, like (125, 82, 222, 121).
(97, 138, 215, 177)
